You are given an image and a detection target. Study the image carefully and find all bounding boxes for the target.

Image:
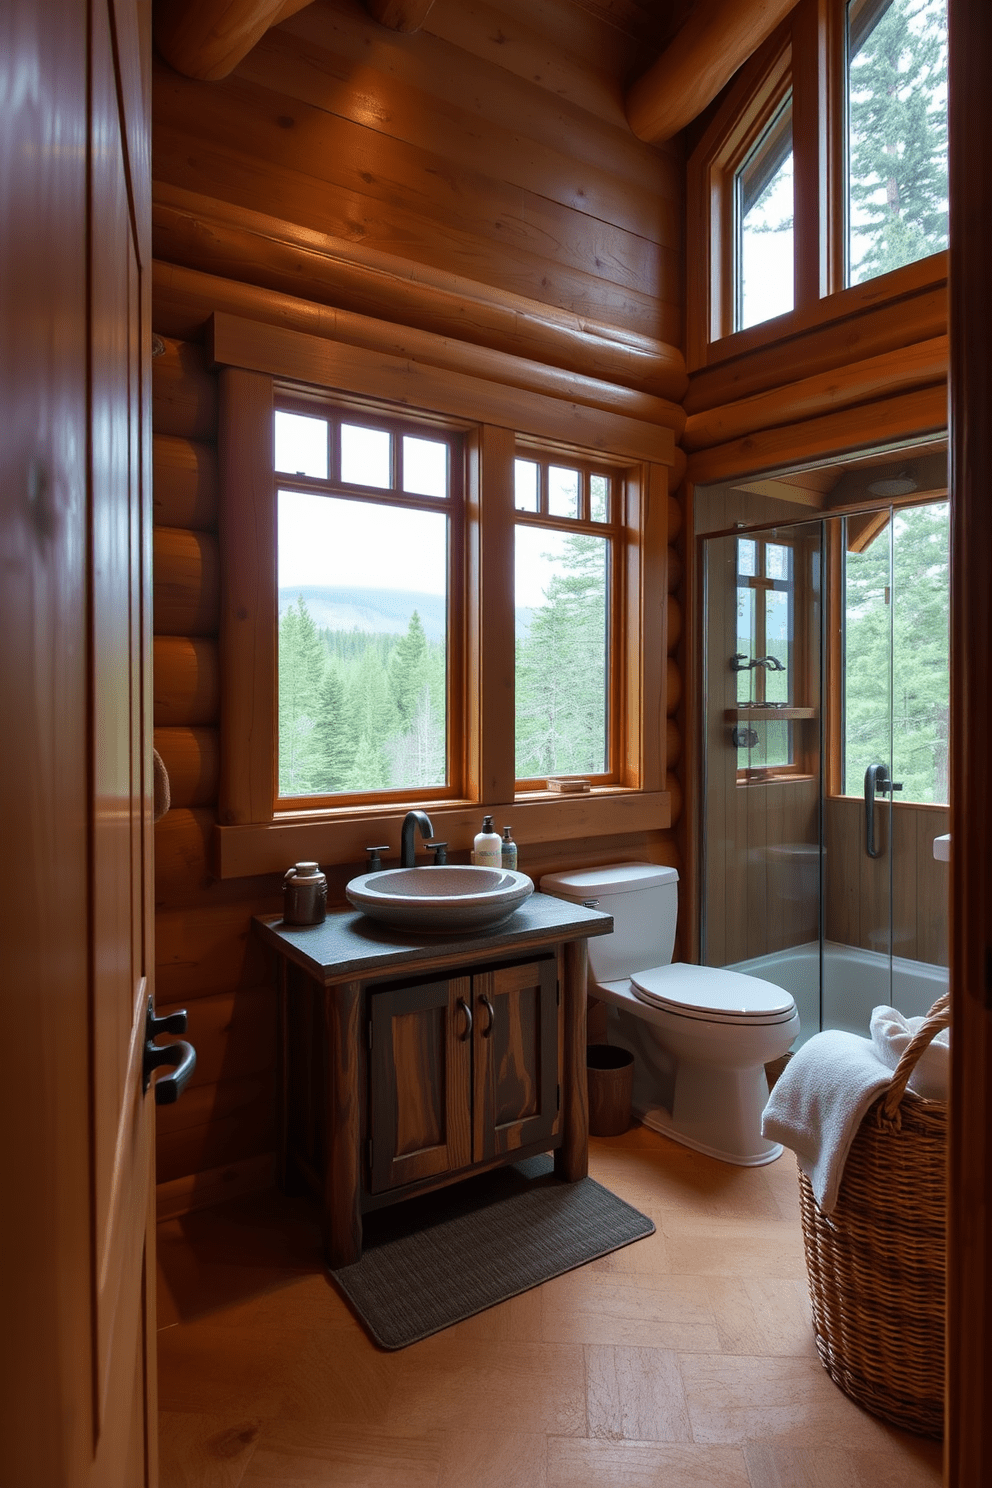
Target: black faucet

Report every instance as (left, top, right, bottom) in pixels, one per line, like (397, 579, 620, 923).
(400, 809, 434, 867)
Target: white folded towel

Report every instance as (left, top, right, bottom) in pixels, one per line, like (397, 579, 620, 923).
(870, 1004, 949, 1102)
(761, 1031, 892, 1215)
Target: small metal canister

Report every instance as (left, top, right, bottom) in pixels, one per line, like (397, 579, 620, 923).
(283, 861, 327, 925)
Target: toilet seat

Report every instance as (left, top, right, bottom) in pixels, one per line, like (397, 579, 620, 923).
(629, 963, 797, 1026)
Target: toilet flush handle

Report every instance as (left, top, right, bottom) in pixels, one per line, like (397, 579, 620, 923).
(582, 899, 600, 909)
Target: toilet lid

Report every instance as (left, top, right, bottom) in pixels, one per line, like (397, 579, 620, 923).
(629, 963, 797, 1024)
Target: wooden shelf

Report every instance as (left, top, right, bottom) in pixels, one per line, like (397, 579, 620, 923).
(724, 707, 817, 721)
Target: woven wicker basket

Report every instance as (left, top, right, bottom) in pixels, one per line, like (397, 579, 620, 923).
(798, 991, 949, 1439)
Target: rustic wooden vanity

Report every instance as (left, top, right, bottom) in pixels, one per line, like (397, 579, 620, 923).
(255, 893, 613, 1267)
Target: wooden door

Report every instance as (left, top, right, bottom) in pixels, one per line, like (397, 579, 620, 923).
(368, 976, 473, 1193)
(472, 958, 561, 1163)
(0, 1, 155, 1483)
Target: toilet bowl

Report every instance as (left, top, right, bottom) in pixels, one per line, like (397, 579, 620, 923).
(540, 862, 800, 1166)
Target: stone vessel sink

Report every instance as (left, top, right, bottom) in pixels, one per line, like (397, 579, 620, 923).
(345, 864, 534, 933)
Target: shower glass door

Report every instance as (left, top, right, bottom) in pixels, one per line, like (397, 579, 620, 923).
(701, 498, 950, 1045)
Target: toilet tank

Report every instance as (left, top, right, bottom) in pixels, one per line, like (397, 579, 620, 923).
(540, 862, 679, 983)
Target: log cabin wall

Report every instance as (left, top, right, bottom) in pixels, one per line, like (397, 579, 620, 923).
(149, 0, 688, 1207)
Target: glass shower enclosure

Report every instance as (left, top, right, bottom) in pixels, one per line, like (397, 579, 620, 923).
(701, 496, 950, 1045)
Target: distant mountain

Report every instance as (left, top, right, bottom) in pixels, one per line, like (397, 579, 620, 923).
(279, 585, 446, 642)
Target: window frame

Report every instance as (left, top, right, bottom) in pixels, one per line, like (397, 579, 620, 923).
(211, 315, 675, 877)
(273, 392, 467, 812)
(686, 0, 949, 372)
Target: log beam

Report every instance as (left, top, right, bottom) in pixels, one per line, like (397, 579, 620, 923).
(364, 0, 436, 33)
(154, 0, 311, 82)
(626, 0, 798, 145)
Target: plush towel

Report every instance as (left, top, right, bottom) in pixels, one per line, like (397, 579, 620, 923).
(870, 1004, 949, 1102)
(761, 1031, 892, 1215)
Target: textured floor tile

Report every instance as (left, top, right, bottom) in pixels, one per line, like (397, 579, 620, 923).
(705, 1276, 816, 1357)
(585, 1345, 692, 1442)
(541, 1271, 718, 1350)
(679, 1354, 898, 1448)
(268, 1325, 402, 1427)
(158, 1412, 261, 1488)
(441, 1283, 545, 1344)
(438, 1430, 547, 1488)
(239, 1424, 442, 1488)
(386, 1340, 587, 1436)
(547, 1437, 751, 1487)
(157, 1322, 303, 1417)
(743, 1437, 943, 1487)
(664, 1222, 808, 1280)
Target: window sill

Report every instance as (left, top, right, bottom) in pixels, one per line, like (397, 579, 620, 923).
(214, 789, 672, 879)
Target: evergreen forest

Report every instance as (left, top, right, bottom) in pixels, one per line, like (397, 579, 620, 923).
(844, 501, 950, 803)
(278, 601, 446, 796)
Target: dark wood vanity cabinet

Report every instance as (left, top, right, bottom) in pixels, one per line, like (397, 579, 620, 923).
(255, 894, 612, 1267)
(368, 957, 561, 1195)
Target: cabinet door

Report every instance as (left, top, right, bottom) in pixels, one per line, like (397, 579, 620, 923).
(472, 958, 561, 1163)
(368, 976, 473, 1193)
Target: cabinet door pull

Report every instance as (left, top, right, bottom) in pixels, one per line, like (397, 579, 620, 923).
(458, 997, 473, 1040)
(479, 994, 495, 1038)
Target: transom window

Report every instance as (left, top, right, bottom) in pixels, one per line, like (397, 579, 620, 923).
(736, 94, 795, 331)
(274, 404, 461, 804)
(513, 452, 619, 785)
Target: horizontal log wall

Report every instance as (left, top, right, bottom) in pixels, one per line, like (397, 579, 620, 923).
(150, 0, 689, 1204)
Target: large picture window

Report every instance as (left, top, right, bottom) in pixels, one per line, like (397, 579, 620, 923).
(273, 404, 459, 805)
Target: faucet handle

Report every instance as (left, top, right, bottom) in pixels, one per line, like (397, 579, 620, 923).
(365, 845, 389, 872)
(426, 841, 448, 865)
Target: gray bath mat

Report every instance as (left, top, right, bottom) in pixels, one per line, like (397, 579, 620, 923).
(330, 1154, 654, 1350)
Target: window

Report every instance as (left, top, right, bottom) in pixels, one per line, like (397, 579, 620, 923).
(212, 324, 674, 877)
(736, 96, 795, 330)
(274, 405, 459, 805)
(847, 0, 948, 285)
(842, 499, 949, 802)
(735, 537, 796, 776)
(513, 453, 618, 783)
(687, 0, 950, 367)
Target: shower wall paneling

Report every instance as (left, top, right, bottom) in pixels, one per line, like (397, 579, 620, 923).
(150, 0, 688, 1209)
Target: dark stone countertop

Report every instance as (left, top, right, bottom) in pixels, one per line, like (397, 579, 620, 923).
(254, 890, 613, 986)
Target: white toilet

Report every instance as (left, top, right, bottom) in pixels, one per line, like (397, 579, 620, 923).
(540, 862, 800, 1166)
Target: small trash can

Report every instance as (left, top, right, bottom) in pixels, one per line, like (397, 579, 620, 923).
(586, 1044, 634, 1136)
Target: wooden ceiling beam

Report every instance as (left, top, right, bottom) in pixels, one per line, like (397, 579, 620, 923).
(625, 0, 799, 145)
(153, 0, 311, 82)
(364, 0, 437, 33)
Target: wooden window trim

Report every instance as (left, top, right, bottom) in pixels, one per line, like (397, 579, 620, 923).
(687, 0, 949, 373)
(213, 314, 673, 878)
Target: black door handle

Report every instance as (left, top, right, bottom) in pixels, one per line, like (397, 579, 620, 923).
(142, 997, 196, 1104)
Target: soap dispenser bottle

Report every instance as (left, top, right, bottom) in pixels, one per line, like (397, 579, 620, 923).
(501, 825, 518, 871)
(473, 815, 502, 868)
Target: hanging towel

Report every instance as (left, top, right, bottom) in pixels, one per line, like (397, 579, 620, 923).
(761, 1031, 892, 1215)
(870, 1004, 950, 1102)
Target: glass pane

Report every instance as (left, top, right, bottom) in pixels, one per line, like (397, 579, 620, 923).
(548, 465, 580, 519)
(843, 518, 892, 795)
(275, 411, 328, 479)
(764, 589, 791, 704)
(737, 537, 757, 577)
(402, 435, 447, 497)
(847, 0, 948, 285)
(737, 96, 794, 330)
(515, 526, 608, 777)
(766, 542, 789, 580)
(891, 501, 950, 803)
(514, 458, 539, 512)
(736, 584, 756, 704)
(277, 490, 447, 796)
(340, 424, 391, 488)
(590, 474, 610, 522)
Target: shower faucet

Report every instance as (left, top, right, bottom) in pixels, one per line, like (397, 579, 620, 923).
(730, 653, 786, 672)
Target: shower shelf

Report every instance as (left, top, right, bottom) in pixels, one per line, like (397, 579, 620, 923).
(724, 707, 817, 721)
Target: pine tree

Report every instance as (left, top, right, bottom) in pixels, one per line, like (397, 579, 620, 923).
(849, 0, 948, 282)
(389, 610, 430, 724)
(311, 662, 355, 794)
(516, 533, 608, 777)
(278, 598, 328, 795)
